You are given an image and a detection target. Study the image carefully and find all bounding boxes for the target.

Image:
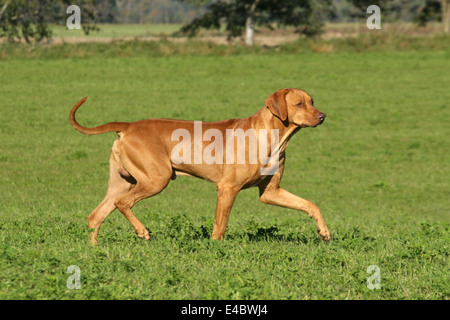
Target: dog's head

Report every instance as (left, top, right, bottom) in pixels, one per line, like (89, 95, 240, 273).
(265, 88, 326, 128)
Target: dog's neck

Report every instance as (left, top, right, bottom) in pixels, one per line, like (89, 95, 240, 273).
(248, 106, 301, 155)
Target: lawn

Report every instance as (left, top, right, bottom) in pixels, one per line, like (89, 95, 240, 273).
(0, 46, 448, 300)
(51, 23, 182, 38)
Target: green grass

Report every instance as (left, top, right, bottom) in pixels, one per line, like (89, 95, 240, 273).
(50, 23, 183, 38)
(2, 31, 450, 60)
(0, 47, 449, 299)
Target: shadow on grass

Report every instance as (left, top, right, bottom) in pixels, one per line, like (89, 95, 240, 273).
(100, 214, 378, 247)
(157, 214, 313, 244)
(228, 224, 311, 244)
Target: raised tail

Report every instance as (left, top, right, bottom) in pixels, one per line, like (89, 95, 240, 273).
(69, 97, 129, 135)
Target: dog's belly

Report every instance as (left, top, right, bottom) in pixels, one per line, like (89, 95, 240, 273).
(172, 163, 272, 189)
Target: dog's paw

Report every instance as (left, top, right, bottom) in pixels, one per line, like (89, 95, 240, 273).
(89, 232, 99, 246)
(318, 228, 331, 242)
(137, 230, 151, 241)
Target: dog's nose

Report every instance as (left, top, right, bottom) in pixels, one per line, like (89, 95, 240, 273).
(318, 113, 326, 121)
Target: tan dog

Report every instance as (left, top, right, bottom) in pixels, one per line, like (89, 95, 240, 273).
(70, 88, 330, 245)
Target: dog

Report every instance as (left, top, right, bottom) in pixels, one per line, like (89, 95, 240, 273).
(70, 88, 330, 245)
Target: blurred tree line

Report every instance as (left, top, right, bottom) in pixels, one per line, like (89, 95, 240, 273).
(82, 0, 450, 26)
(104, 0, 204, 24)
(0, 0, 449, 43)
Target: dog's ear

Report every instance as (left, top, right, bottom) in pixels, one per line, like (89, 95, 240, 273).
(265, 89, 289, 122)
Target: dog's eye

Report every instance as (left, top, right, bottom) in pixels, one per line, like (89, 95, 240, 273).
(296, 102, 303, 106)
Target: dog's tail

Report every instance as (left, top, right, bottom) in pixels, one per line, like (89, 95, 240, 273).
(69, 97, 129, 135)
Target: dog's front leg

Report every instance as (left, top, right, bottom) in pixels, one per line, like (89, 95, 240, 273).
(211, 185, 240, 240)
(259, 187, 330, 241)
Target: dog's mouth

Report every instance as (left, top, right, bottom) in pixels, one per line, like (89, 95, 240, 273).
(299, 119, 324, 128)
(312, 119, 325, 127)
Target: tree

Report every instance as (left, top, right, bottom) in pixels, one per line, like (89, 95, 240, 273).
(178, 0, 331, 45)
(0, 0, 104, 43)
(414, 0, 450, 33)
(444, 0, 450, 32)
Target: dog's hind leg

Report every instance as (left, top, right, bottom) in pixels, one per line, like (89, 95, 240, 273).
(114, 171, 172, 241)
(115, 181, 171, 240)
(88, 151, 134, 245)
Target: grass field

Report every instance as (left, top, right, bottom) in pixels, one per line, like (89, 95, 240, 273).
(0, 36, 449, 300)
(49, 22, 446, 39)
(51, 23, 182, 38)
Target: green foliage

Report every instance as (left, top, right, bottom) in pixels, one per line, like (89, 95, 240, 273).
(414, 0, 442, 26)
(0, 0, 101, 43)
(179, 0, 330, 38)
(0, 0, 55, 43)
